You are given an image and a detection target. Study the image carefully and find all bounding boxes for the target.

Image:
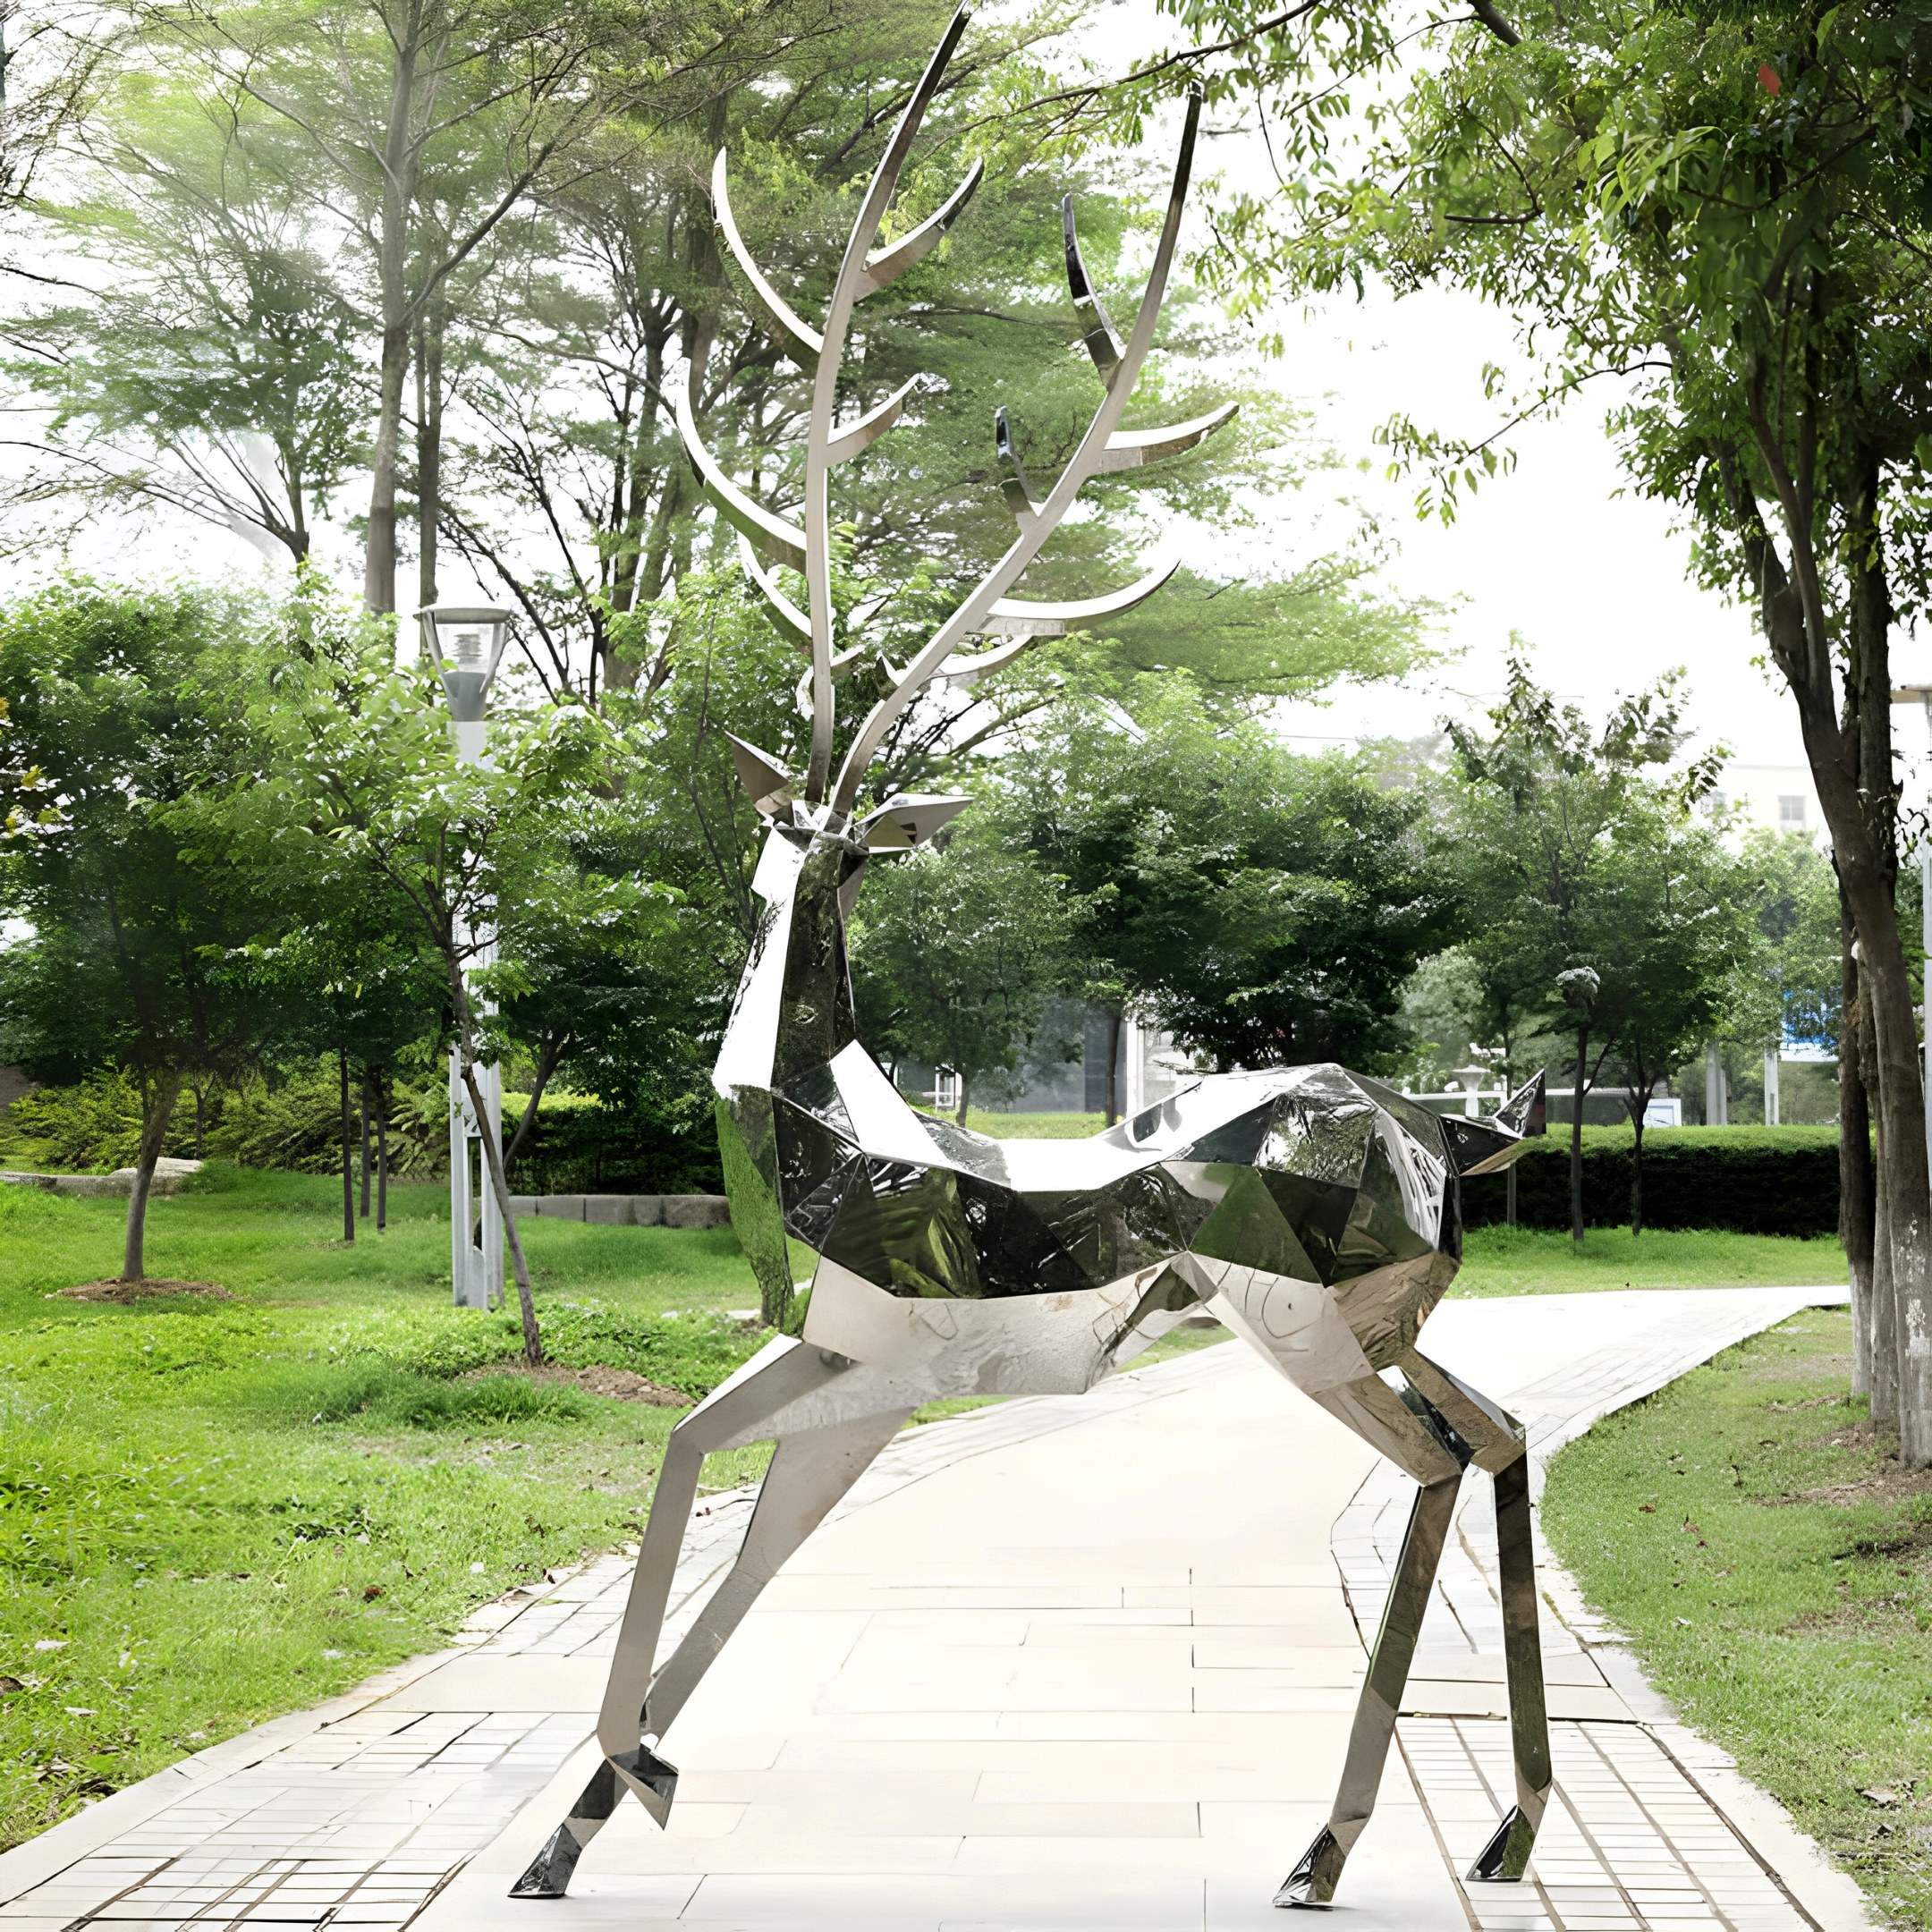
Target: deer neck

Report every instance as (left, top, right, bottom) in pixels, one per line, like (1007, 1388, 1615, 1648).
(715, 830, 860, 1098)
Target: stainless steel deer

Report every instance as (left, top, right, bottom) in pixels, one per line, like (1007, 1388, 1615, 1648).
(512, 10, 1550, 1911)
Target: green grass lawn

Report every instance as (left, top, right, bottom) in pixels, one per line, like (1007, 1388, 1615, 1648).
(0, 1167, 781, 1853)
(1544, 1309, 1931, 1930)
(1453, 1223, 1847, 1295)
(0, 1160, 1845, 1857)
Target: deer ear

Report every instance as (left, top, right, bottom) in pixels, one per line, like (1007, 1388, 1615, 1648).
(726, 733, 796, 821)
(859, 793, 971, 851)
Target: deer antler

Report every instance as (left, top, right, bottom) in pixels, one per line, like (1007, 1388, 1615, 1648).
(830, 80, 1230, 813)
(677, 4, 1235, 811)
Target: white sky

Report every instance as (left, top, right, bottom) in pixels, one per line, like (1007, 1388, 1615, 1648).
(1258, 278, 1806, 769)
(1052, 0, 1812, 772)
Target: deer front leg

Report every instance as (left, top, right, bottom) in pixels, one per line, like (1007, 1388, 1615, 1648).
(1464, 1451, 1551, 1881)
(1402, 1352, 1552, 1883)
(510, 1336, 866, 1899)
(1277, 1471, 1461, 1910)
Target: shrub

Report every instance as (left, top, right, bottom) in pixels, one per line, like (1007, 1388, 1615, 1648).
(1462, 1125, 1841, 1237)
(503, 1088, 724, 1196)
(2, 1068, 147, 1170)
(0, 1063, 722, 1191)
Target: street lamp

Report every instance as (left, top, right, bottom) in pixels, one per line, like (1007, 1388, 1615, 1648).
(1892, 685, 1932, 1184)
(421, 602, 514, 1312)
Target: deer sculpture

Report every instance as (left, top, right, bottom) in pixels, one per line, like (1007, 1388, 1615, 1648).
(513, 8, 1550, 1911)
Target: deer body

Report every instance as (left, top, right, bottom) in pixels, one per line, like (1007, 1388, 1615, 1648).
(513, 11, 1552, 1910)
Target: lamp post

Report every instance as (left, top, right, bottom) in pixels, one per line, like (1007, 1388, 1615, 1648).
(1890, 684, 1932, 1188)
(421, 603, 513, 1311)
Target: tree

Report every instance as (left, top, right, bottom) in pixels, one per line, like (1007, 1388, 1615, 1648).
(0, 581, 292, 1281)
(240, 587, 666, 1361)
(1111, 0, 1932, 1459)
(1446, 660, 1721, 1244)
(999, 679, 1459, 1112)
(0, 75, 369, 564)
(849, 819, 1072, 1123)
(1595, 810, 1764, 1234)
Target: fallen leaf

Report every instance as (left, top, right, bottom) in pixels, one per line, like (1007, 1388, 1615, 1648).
(1674, 1616, 1692, 1627)
(361, 1584, 384, 1602)
(33, 1639, 66, 1652)
(0, 1676, 22, 1695)
(1639, 1503, 1657, 1514)
(1860, 1787, 1902, 1808)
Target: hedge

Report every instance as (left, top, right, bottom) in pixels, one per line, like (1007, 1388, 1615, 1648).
(1462, 1124, 1841, 1238)
(503, 1089, 723, 1197)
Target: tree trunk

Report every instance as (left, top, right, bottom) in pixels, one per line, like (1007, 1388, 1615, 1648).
(954, 1070, 970, 1127)
(463, 1063, 542, 1366)
(1839, 893, 1876, 1396)
(503, 1032, 565, 1173)
(338, 1046, 355, 1244)
(1570, 1030, 1589, 1246)
(121, 1069, 184, 1284)
(191, 1080, 206, 1160)
(415, 292, 445, 610)
(376, 1074, 389, 1233)
(1104, 1005, 1123, 1127)
(1625, 1090, 1650, 1237)
(359, 1075, 372, 1220)
(1839, 863, 1928, 1457)
(1757, 453, 1930, 1459)
(363, 21, 421, 616)
(365, 322, 409, 614)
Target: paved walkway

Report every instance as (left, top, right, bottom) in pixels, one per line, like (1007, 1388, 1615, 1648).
(0, 1288, 1874, 1932)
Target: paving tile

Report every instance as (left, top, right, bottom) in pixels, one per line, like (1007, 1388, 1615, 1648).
(0, 1292, 1865, 1932)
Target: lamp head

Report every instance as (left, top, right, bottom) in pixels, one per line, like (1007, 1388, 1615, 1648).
(419, 604, 513, 721)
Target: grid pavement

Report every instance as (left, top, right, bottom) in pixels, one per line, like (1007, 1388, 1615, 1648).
(0, 1286, 1868, 1932)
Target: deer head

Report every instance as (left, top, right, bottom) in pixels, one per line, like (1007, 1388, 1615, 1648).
(679, 2, 1236, 952)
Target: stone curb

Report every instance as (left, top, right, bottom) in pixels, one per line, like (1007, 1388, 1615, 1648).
(501, 1193, 730, 1228)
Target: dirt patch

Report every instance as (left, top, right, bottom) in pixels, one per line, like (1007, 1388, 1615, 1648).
(59, 1278, 232, 1304)
(462, 1363, 687, 1406)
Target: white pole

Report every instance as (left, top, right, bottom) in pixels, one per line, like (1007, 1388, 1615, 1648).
(442, 640, 504, 1312)
(1763, 1048, 1781, 1128)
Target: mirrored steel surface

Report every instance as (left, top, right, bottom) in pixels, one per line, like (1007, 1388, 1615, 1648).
(516, 6, 1553, 1912)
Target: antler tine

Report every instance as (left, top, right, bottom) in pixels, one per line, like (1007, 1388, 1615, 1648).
(983, 555, 1180, 636)
(930, 555, 1182, 692)
(1063, 195, 1123, 385)
(712, 149, 824, 371)
(800, 3, 973, 802)
(860, 158, 986, 298)
(827, 375, 921, 465)
(829, 84, 1208, 815)
(994, 407, 1040, 529)
(675, 360, 807, 572)
(734, 534, 810, 647)
(1099, 400, 1241, 472)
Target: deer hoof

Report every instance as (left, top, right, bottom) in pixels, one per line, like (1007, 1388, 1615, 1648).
(1466, 1805, 1536, 1883)
(1274, 1826, 1344, 1908)
(509, 1820, 588, 1899)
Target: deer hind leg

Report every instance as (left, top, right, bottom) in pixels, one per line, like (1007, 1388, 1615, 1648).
(510, 1336, 908, 1899)
(1403, 1352, 1552, 1884)
(1270, 1368, 1468, 1910)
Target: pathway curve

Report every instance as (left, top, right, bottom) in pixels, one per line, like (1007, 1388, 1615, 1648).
(0, 1287, 1871, 1932)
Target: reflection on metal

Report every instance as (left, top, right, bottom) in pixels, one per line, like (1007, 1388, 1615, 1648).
(512, 7, 1549, 1913)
